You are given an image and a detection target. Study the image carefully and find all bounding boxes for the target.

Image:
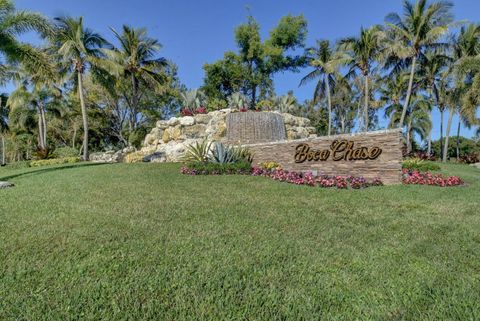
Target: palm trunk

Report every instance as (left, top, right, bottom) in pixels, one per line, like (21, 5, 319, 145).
(41, 106, 47, 148)
(456, 120, 461, 160)
(443, 107, 455, 163)
(363, 74, 369, 132)
(325, 77, 333, 136)
(130, 74, 139, 133)
(406, 118, 412, 154)
(78, 72, 89, 161)
(427, 111, 432, 155)
(37, 108, 44, 149)
(439, 108, 444, 159)
(399, 55, 417, 128)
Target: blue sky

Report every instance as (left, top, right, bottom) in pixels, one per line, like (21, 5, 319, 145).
(11, 0, 480, 139)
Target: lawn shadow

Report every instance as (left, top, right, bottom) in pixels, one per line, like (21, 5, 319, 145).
(0, 162, 110, 181)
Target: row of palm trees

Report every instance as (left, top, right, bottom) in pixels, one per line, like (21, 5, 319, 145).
(0, 1, 170, 161)
(1, 0, 479, 163)
(300, 0, 479, 160)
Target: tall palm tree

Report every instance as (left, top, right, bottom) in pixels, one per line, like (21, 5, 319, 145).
(385, 95, 431, 153)
(100, 25, 168, 133)
(0, 0, 53, 80)
(384, 0, 454, 128)
(339, 26, 382, 131)
(53, 16, 108, 160)
(299, 40, 347, 135)
(417, 51, 450, 154)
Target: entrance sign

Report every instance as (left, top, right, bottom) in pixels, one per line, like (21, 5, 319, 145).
(244, 129, 403, 185)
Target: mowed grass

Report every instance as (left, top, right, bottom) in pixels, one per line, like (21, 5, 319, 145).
(0, 162, 479, 320)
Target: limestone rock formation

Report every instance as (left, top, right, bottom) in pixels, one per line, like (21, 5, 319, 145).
(140, 109, 316, 163)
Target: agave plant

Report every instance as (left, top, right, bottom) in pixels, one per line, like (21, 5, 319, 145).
(209, 142, 253, 164)
(227, 92, 249, 110)
(182, 140, 212, 163)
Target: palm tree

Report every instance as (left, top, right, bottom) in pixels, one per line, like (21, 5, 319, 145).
(100, 25, 168, 133)
(0, 93, 8, 165)
(417, 51, 450, 154)
(53, 16, 108, 160)
(339, 26, 383, 131)
(384, 0, 454, 128)
(0, 0, 53, 80)
(299, 40, 347, 135)
(385, 94, 431, 153)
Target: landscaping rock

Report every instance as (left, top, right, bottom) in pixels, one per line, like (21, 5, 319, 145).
(141, 108, 316, 163)
(179, 116, 195, 126)
(0, 181, 14, 189)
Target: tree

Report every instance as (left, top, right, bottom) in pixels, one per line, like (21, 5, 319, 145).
(203, 14, 307, 107)
(339, 26, 383, 131)
(416, 51, 450, 154)
(0, 0, 53, 80)
(299, 40, 347, 135)
(100, 25, 168, 135)
(53, 16, 108, 160)
(385, 94, 431, 153)
(384, 0, 454, 128)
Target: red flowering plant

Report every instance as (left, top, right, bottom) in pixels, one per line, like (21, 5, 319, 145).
(402, 169, 464, 187)
(251, 167, 382, 189)
(180, 106, 207, 116)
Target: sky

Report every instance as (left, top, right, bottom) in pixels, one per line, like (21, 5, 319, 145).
(10, 0, 480, 139)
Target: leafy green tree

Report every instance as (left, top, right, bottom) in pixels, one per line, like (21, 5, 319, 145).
(203, 14, 307, 107)
(300, 40, 348, 135)
(53, 16, 108, 160)
(383, 0, 454, 128)
(339, 26, 383, 131)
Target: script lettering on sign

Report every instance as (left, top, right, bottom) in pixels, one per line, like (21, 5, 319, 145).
(294, 139, 382, 163)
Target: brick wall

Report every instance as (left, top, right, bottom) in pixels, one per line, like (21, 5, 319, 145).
(244, 129, 403, 185)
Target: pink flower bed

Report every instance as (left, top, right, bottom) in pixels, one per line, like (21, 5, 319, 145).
(251, 167, 383, 189)
(402, 169, 464, 187)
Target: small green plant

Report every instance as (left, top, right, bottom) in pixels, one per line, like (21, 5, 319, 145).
(209, 142, 253, 164)
(402, 158, 440, 171)
(182, 140, 212, 163)
(259, 161, 282, 171)
(30, 157, 80, 167)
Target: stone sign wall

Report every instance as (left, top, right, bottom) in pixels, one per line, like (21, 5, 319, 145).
(244, 129, 403, 185)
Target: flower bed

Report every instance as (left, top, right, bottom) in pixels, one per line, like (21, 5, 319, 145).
(402, 169, 464, 187)
(181, 165, 383, 189)
(251, 167, 383, 189)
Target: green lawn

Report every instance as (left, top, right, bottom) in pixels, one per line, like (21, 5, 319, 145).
(0, 162, 479, 320)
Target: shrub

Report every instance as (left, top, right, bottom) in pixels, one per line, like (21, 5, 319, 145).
(459, 152, 479, 164)
(124, 151, 146, 163)
(53, 147, 79, 158)
(181, 161, 252, 175)
(402, 158, 440, 171)
(33, 147, 54, 160)
(259, 161, 282, 171)
(30, 157, 80, 167)
(402, 169, 464, 187)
